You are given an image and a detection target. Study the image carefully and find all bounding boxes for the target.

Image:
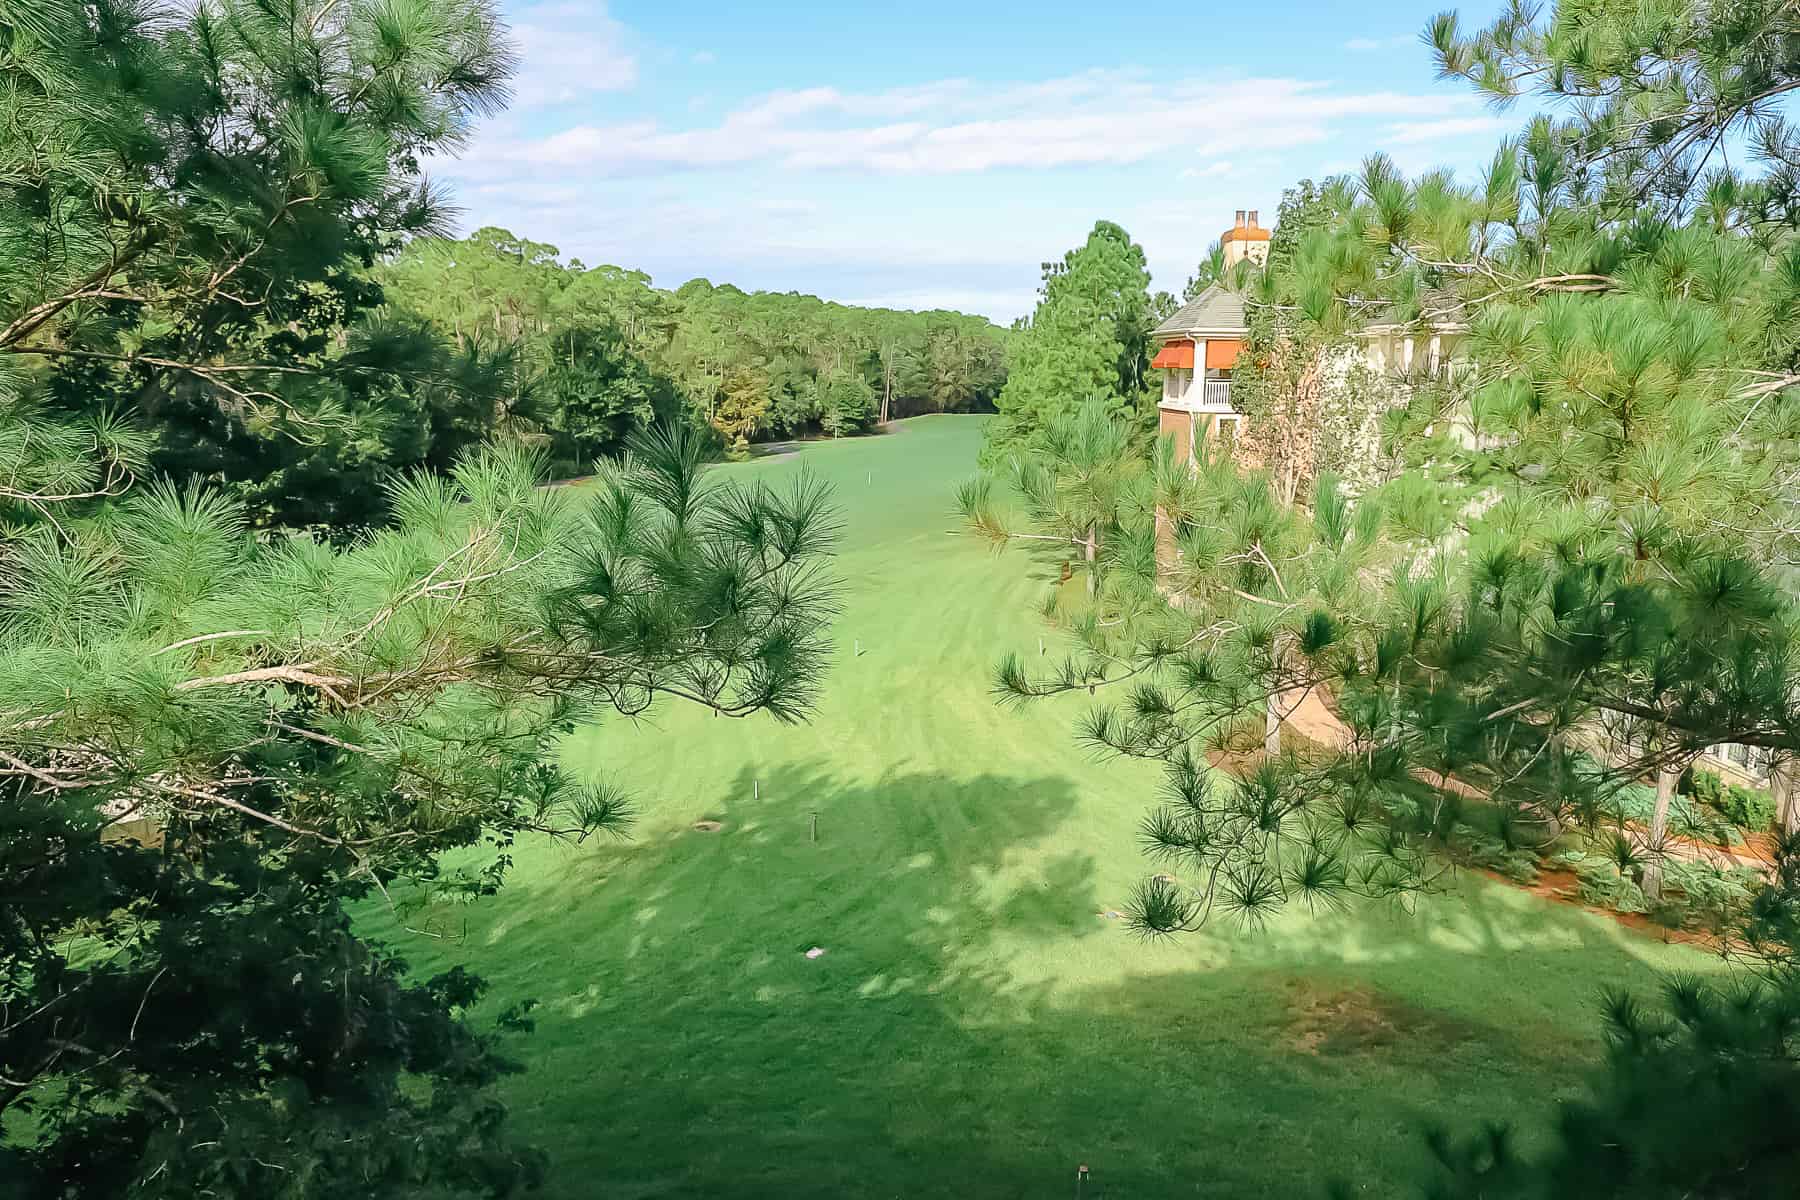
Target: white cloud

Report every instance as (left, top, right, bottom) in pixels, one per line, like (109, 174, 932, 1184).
(508, 3, 636, 107)
(1180, 160, 1237, 180)
(1345, 35, 1416, 52)
(1383, 116, 1517, 145)
(441, 70, 1475, 181)
(691, 50, 717, 65)
(433, 60, 1505, 322)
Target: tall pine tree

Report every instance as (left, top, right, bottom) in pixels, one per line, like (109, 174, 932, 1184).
(0, 4, 842, 1195)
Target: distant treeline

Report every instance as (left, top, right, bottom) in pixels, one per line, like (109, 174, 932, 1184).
(379, 228, 1011, 467)
(44, 226, 1014, 530)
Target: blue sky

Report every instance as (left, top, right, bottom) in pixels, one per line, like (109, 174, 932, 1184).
(433, 1, 1518, 321)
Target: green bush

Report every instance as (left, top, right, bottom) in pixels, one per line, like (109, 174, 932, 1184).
(1576, 862, 1649, 913)
(1684, 767, 1775, 833)
(1663, 860, 1761, 931)
(1683, 766, 1725, 806)
(1721, 783, 1776, 832)
(1577, 857, 1758, 929)
(1448, 822, 1540, 884)
(1605, 783, 1741, 845)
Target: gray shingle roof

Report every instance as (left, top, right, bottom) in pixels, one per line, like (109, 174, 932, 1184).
(1151, 284, 1246, 339)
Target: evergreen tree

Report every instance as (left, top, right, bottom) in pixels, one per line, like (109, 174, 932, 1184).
(984, 8, 1800, 931)
(986, 221, 1157, 459)
(0, 428, 841, 1196)
(1431, 0, 1800, 227)
(1183, 239, 1226, 301)
(961, 396, 1160, 599)
(2, 0, 522, 529)
(0, 3, 843, 1195)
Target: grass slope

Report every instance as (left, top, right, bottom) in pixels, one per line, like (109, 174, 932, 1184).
(367, 415, 1706, 1198)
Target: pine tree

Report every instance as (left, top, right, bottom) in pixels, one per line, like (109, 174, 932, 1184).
(1430, 0, 1800, 227)
(0, 4, 843, 1195)
(986, 221, 1157, 458)
(985, 8, 1800, 931)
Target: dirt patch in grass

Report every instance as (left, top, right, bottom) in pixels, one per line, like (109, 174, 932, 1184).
(691, 820, 724, 833)
(1283, 980, 1477, 1058)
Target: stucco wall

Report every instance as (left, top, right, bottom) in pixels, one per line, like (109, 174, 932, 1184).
(1159, 405, 1191, 466)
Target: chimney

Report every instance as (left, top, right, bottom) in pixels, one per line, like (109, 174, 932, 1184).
(1234, 209, 1246, 229)
(1248, 209, 1259, 228)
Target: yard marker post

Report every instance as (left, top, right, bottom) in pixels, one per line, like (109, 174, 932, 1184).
(810, 811, 818, 843)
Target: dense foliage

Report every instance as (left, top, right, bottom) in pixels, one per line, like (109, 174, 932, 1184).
(380, 230, 1009, 468)
(987, 129, 1800, 935)
(985, 220, 1163, 458)
(0, 2, 843, 1196)
(971, 0, 1800, 1192)
(0, 0, 534, 532)
(0, 428, 841, 1197)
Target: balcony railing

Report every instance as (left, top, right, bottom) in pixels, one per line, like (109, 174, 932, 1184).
(1162, 377, 1235, 413)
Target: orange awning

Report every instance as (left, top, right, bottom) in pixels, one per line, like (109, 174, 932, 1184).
(1151, 340, 1194, 369)
(1205, 338, 1243, 369)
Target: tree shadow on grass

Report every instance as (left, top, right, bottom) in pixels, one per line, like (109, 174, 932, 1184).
(375, 762, 1704, 1200)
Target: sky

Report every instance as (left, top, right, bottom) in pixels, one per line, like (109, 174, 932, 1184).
(432, 0, 1520, 323)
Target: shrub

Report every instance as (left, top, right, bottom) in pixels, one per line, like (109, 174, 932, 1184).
(1685, 767, 1775, 833)
(1720, 783, 1776, 833)
(1440, 816, 1540, 881)
(1683, 767, 1725, 807)
(1577, 863, 1649, 913)
(1663, 860, 1761, 931)
(1605, 783, 1741, 845)
(1449, 823, 1541, 883)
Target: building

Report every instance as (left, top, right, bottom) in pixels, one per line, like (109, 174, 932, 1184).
(1150, 283, 1249, 465)
(1151, 210, 1471, 469)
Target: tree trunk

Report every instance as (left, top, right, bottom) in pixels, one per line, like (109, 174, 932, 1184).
(880, 349, 892, 424)
(1540, 730, 1566, 840)
(1264, 690, 1283, 757)
(1084, 527, 1097, 597)
(1774, 758, 1799, 833)
(1642, 765, 1679, 900)
(1153, 506, 1177, 583)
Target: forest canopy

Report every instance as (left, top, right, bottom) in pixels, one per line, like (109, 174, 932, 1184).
(379, 228, 1011, 471)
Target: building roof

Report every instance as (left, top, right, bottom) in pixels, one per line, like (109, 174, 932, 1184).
(1152, 282, 1468, 346)
(1151, 284, 1247, 340)
(1220, 224, 1271, 244)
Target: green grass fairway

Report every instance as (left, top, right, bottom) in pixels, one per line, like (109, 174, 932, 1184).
(366, 415, 1707, 1197)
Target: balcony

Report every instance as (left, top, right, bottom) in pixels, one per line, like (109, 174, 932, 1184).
(1160, 372, 1234, 414)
